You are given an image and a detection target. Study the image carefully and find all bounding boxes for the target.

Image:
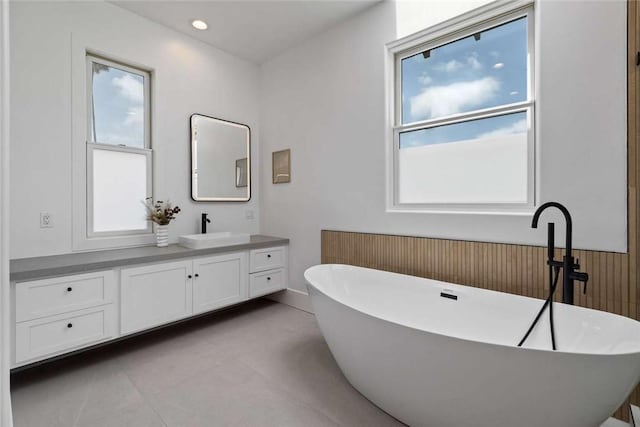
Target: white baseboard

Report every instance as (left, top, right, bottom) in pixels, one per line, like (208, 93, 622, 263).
(266, 288, 314, 314)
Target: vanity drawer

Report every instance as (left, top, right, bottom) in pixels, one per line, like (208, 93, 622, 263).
(250, 246, 286, 273)
(249, 268, 286, 298)
(15, 271, 115, 322)
(15, 305, 116, 364)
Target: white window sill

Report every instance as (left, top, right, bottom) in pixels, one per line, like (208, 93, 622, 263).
(386, 207, 535, 216)
(72, 234, 156, 252)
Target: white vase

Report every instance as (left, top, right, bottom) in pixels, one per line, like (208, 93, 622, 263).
(156, 224, 169, 247)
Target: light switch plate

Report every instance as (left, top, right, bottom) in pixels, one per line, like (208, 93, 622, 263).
(40, 212, 53, 228)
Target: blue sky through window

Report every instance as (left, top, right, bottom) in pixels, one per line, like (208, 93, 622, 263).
(92, 62, 145, 148)
(400, 16, 528, 148)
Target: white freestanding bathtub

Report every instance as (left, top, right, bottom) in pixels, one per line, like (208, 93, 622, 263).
(304, 264, 640, 427)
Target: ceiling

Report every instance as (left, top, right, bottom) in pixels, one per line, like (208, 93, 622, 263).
(111, 0, 380, 64)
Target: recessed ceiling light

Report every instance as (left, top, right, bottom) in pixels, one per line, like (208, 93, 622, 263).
(191, 20, 208, 30)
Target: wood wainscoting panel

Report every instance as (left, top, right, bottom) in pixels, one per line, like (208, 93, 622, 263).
(321, 230, 629, 315)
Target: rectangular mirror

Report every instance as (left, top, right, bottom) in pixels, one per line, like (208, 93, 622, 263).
(191, 114, 251, 202)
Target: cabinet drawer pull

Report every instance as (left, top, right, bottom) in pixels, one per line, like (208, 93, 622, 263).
(194, 274, 199, 278)
(188, 275, 192, 279)
(67, 287, 73, 292)
(67, 323, 73, 328)
(267, 277, 271, 281)
(267, 254, 271, 258)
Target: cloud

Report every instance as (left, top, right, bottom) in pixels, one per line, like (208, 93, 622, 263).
(467, 54, 482, 70)
(433, 54, 482, 74)
(435, 59, 462, 73)
(124, 107, 144, 126)
(418, 72, 433, 85)
(493, 62, 504, 69)
(477, 118, 528, 139)
(112, 74, 144, 104)
(409, 77, 500, 120)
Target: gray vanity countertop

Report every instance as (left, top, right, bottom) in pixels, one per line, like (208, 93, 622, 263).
(10, 235, 289, 282)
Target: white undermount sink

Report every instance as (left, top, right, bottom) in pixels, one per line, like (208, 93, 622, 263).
(178, 232, 251, 249)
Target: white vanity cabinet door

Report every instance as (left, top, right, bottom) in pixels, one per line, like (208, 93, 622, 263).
(192, 252, 248, 315)
(121, 260, 193, 335)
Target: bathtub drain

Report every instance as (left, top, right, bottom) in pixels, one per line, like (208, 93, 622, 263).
(440, 291, 458, 301)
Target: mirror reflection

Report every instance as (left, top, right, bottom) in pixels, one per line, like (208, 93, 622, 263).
(190, 114, 251, 201)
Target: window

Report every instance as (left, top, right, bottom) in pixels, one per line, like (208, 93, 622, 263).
(86, 54, 152, 237)
(389, 4, 534, 211)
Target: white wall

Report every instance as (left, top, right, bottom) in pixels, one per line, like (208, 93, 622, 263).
(260, 0, 628, 292)
(10, 1, 261, 259)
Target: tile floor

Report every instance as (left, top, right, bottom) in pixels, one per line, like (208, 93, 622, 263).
(10, 299, 405, 427)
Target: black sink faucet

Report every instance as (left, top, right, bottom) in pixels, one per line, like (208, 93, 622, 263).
(201, 213, 211, 234)
(531, 202, 588, 305)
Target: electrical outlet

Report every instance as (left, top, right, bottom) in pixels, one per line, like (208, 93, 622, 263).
(40, 212, 53, 228)
(245, 210, 254, 220)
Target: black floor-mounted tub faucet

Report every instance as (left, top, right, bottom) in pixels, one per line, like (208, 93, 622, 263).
(531, 202, 589, 305)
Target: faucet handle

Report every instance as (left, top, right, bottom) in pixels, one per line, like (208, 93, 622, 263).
(575, 271, 588, 282)
(571, 270, 589, 294)
(547, 223, 555, 261)
(573, 258, 580, 269)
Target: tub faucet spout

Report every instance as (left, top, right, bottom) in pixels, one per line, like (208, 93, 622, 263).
(531, 202, 589, 305)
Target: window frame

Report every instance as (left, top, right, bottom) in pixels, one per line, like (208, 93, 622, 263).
(83, 53, 153, 242)
(86, 54, 151, 149)
(386, 1, 536, 214)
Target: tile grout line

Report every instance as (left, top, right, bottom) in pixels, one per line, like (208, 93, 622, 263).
(114, 356, 170, 427)
(70, 370, 97, 427)
(233, 357, 347, 427)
